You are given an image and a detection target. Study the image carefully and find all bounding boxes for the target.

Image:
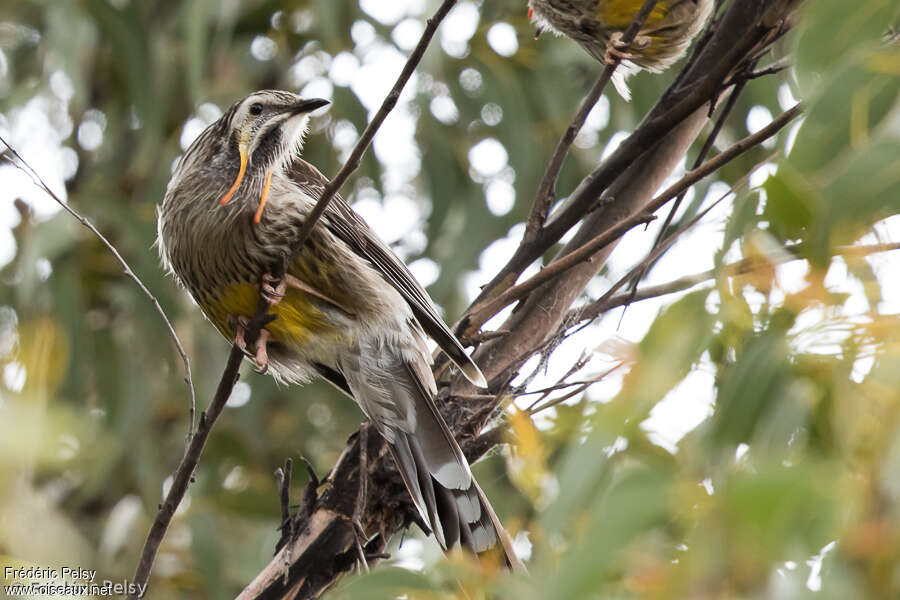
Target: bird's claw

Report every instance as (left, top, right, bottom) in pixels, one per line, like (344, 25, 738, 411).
(605, 32, 635, 64)
(261, 273, 286, 306)
(228, 314, 272, 373)
(254, 328, 271, 372)
(228, 315, 249, 351)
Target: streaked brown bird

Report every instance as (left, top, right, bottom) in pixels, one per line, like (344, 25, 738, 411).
(528, 0, 714, 99)
(157, 90, 520, 566)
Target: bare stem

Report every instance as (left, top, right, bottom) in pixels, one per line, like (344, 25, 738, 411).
(591, 164, 758, 310)
(464, 211, 657, 335)
(0, 135, 197, 436)
(570, 242, 900, 324)
(472, 13, 778, 308)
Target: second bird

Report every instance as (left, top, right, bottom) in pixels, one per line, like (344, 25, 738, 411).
(528, 0, 714, 99)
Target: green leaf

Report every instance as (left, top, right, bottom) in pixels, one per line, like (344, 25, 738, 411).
(763, 167, 817, 243)
(708, 311, 798, 447)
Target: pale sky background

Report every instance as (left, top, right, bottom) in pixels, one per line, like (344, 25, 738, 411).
(0, 0, 896, 583)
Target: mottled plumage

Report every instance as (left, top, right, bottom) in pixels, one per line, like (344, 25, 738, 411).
(157, 90, 518, 564)
(528, 0, 713, 99)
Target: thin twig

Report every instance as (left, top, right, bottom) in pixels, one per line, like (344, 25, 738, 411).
(129, 272, 278, 599)
(353, 424, 370, 574)
(629, 74, 750, 296)
(593, 163, 756, 310)
(583, 270, 718, 317)
(461, 329, 510, 345)
(520, 349, 590, 409)
(527, 383, 591, 415)
(636, 102, 802, 218)
(277, 458, 293, 537)
(613, 74, 749, 326)
(287, 0, 458, 257)
(527, 362, 626, 415)
(519, 378, 599, 397)
(723, 56, 791, 87)
(570, 241, 900, 323)
(524, 0, 661, 242)
(0, 135, 197, 436)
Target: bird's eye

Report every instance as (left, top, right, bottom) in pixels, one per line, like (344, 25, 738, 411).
(249, 103, 263, 115)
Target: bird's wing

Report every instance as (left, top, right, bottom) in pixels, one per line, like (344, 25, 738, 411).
(288, 158, 487, 388)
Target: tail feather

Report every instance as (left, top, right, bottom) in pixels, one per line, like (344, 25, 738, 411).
(389, 429, 500, 554)
(340, 344, 518, 566)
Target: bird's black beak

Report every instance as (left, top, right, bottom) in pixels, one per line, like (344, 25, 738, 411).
(287, 98, 330, 115)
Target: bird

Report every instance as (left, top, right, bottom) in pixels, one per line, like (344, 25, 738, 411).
(527, 0, 714, 100)
(157, 90, 520, 567)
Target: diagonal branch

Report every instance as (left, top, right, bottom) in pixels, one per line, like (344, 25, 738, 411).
(626, 72, 752, 302)
(591, 170, 747, 309)
(471, 2, 792, 309)
(463, 210, 656, 336)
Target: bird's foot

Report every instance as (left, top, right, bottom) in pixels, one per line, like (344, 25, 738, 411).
(254, 328, 271, 374)
(604, 31, 635, 64)
(261, 273, 286, 306)
(633, 34, 652, 50)
(227, 314, 249, 351)
(228, 314, 272, 374)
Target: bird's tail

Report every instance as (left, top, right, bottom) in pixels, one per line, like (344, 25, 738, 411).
(340, 341, 522, 569)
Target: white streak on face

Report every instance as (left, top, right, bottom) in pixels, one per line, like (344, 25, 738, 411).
(281, 113, 310, 155)
(277, 113, 311, 176)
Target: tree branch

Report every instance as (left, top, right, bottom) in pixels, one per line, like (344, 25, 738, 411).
(570, 241, 900, 323)
(627, 70, 753, 303)
(471, 1, 792, 308)
(463, 210, 656, 336)
(590, 169, 747, 309)
(461, 103, 802, 337)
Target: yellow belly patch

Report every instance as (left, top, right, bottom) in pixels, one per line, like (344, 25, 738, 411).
(598, 0, 668, 29)
(209, 282, 339, 348)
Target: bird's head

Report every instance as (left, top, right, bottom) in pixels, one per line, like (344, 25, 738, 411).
(224, 90, 329, 175)
(177, 90, 328, 208)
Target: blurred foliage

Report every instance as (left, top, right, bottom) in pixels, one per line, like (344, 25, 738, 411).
(0, 0, 898, 598)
